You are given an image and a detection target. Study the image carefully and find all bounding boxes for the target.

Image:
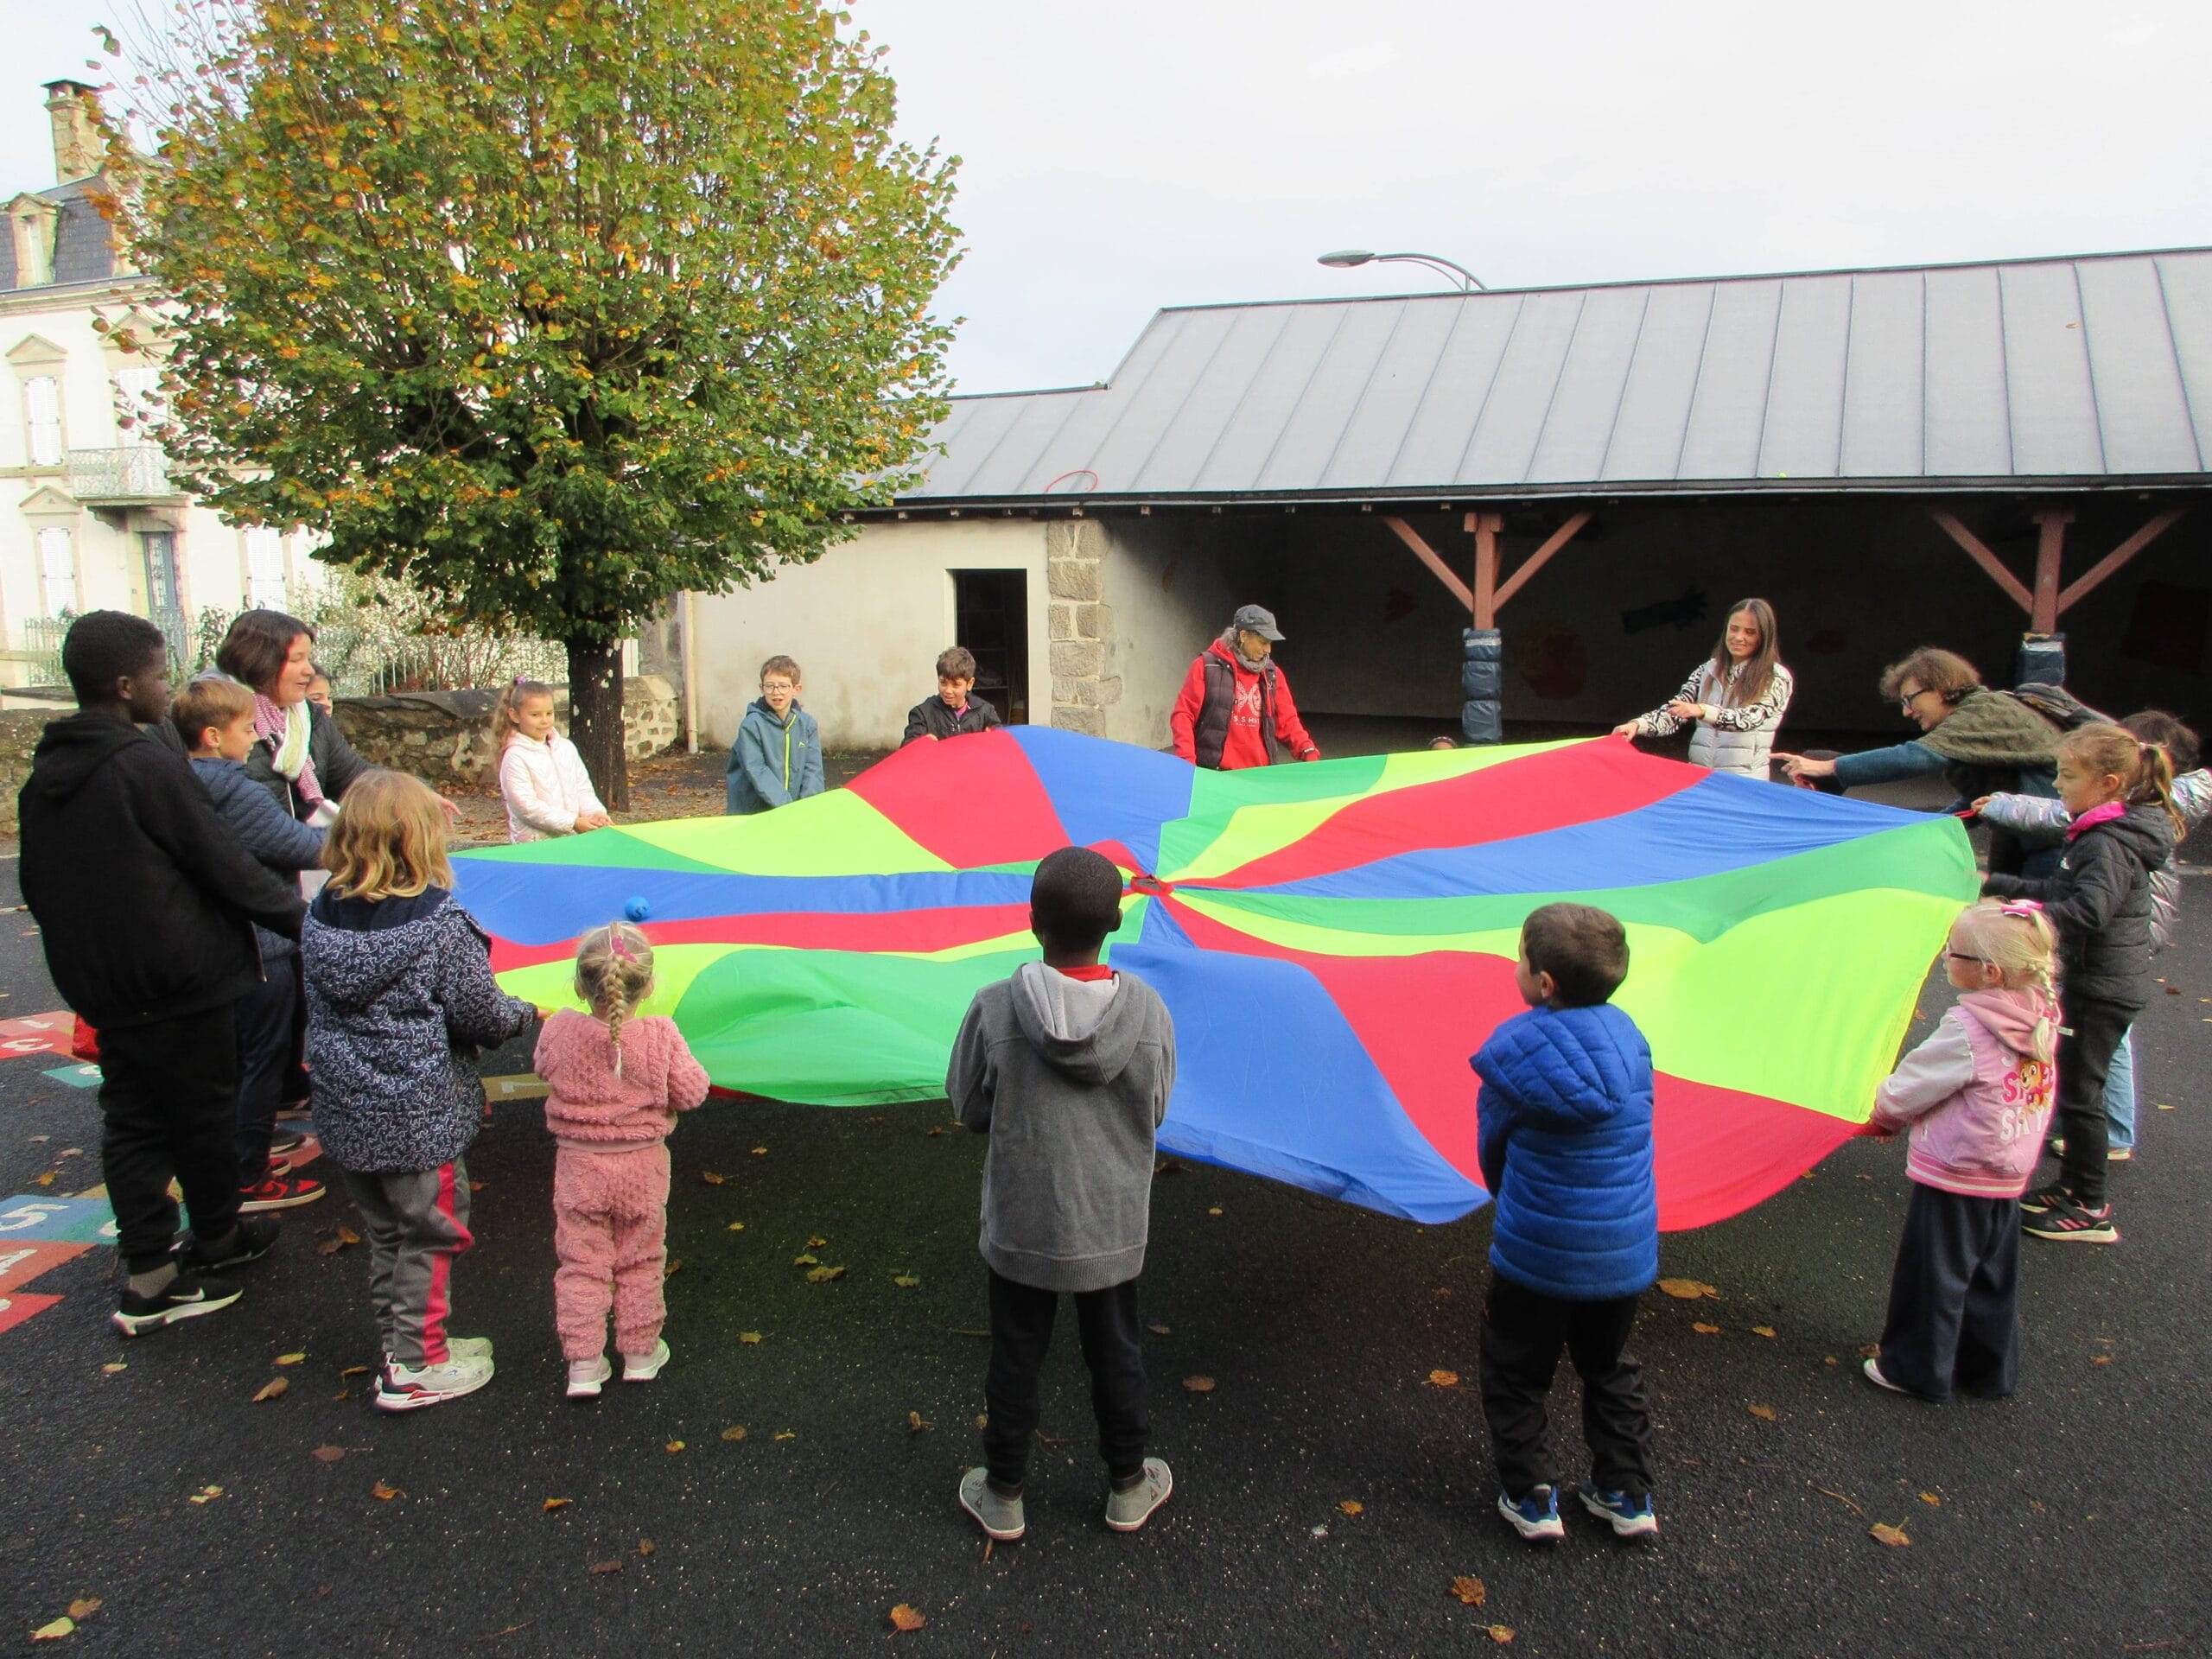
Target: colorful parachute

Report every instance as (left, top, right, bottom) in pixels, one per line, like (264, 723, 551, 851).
(454, 730, 1976, 1229)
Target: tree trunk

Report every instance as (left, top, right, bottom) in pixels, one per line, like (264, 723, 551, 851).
(566, 636, 629, 810)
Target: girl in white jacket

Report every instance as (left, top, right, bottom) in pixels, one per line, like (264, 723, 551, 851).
(493, 678, 612, 843)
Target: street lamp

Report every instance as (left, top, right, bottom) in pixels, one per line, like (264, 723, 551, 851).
(1317, 248, 1487, 292)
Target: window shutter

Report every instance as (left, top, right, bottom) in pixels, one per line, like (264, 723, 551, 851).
(25, 376, 62, 467)
(36, 526, 74, 616)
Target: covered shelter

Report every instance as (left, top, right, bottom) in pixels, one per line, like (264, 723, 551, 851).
(690, 247, 2210, 751)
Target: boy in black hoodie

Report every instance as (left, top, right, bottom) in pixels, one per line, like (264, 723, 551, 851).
(18, 612, 308, 1335)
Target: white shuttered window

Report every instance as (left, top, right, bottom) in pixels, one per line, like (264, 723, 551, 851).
(36, 526, 75, 616)
(245, 526, 287, 607)
(25, 375, 62, 466)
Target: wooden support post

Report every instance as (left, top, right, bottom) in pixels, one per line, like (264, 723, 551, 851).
(1465, 512, 1504, 628)
(1492, 510, 1592, 613)
(1929, 510, 2033, 614)
(2056, 508, 2187, 615)
(2030, 510, 2073, 633)
(1382, 516, 1474, 614)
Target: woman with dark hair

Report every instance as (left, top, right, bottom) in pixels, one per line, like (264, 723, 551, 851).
(1612, 598, 1793, 777)
(215, 610, 370, 823)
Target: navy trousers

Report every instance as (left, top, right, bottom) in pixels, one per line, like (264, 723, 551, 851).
(1878, 1183, 2021, 1401)
(1478, 1273, 1654, 1498)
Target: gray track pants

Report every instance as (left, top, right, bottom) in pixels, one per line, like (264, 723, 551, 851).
(344, 1160, 473, 1368)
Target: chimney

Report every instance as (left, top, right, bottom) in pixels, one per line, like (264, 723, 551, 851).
(43, 79, 104, 183)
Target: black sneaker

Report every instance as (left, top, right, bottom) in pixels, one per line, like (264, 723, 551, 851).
(267, 1131, 308, 1159)
(112, 1271, 241, 1337)
(2018, 1185, 2068, 1216)
(177, 1216, 281, 1272)
(2022, 1193, 2118, 1243)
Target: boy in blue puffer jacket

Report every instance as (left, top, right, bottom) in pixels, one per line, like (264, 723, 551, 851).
(1471, 902, 1659, 1544)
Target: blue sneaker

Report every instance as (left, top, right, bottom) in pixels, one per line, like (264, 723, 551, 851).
(1497, 1484, 1565, 1542)
(1580, 1487, 1659, 1539)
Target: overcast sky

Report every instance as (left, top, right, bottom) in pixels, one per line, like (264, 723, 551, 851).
(4, 0, 2207, 395)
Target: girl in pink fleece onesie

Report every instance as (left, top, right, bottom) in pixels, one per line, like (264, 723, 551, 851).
(535, 922, 710, 1400)
(1860, 899, 2058, 1402)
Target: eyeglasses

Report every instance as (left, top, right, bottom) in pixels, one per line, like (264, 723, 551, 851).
(1945, 950, 1986, 964)
(1898, 687, 1933, 713)
(760, 681, 795, 693)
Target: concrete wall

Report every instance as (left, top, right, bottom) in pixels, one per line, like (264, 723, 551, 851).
(690, 518, 1049, 751)
(1096, 514, 1267, 748)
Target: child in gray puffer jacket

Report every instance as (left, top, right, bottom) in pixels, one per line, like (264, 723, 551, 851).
(947, 846, 1177, 1544)
(302, 770, 535, 1413)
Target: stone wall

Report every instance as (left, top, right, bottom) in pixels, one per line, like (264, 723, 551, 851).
(0, 710, 46, 836)
(332, 674, 679, 791)
(1046, 519, 1118, 735)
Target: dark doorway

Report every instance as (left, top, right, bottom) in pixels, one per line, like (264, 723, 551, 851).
(951, 569, 1029, 724)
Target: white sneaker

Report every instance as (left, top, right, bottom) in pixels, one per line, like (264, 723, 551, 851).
(449, 1335, 493, 1361)
(566, 1354, 613, 1399)
(376, 1351, 494, 1412)
(621, 1338, 671, 1382)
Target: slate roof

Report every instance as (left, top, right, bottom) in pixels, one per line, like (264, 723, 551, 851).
(909, 248, 2212, 504)
(0, 176, 120, 292)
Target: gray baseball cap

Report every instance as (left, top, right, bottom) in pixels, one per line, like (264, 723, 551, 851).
(1230, 603, 1284, 641)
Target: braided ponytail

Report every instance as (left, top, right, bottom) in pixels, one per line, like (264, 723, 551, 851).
(573, 920, 655, 1078)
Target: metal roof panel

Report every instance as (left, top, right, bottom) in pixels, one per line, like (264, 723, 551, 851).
(1317, 297, 1464, 487)
(1676, 279, 1783, 480)
(1459, 289, 1586, 484)
(1524, 285, 1648, 484)
(1838, 270, 1926, 477)
(1999, 261, 2104, 474)
(2076, 257, 2202, 474)
(1599, 283, 1714, 483)
(1757, 275, 1854, 480)
(1384, 296, 1523, 486)
(1922, 265, 2013, 478)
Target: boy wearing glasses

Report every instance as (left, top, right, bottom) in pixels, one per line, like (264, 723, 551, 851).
(726, 655, 825, 815)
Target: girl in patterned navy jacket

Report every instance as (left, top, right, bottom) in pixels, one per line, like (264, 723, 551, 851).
(302, 770, 536, 1413)
(1860, 900, 2058, 1402)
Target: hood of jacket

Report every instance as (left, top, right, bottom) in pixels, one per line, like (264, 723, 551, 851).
(2088, 801, 2176, 866)
(1472, 1004, 1645, 1133)
(1205, 637, 1273, 682)
(302, 889, 455, 1010)
(1956, 986, 2057, 1063)
(1011, 961, 1149, 1085)
(24, 712, 149, 807)
(747, 696, 804, 729)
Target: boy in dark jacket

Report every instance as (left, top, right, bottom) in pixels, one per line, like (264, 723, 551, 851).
(176, 673, 327, 1213)
(18, 612, 307, 1337)
(1471, 902, 1659, 1543)
(947, 847, 1177, 1540)
(901, 645, 1004, 746)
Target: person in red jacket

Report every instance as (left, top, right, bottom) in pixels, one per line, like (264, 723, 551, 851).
(1169, 605, 1321, 769)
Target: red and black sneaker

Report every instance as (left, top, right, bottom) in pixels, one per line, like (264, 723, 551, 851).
(238, 1170, 326, 1212)
(2021, 1192, 2118, 1243)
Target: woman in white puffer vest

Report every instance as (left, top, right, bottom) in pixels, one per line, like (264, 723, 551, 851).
(1612, 598, 1793, 777)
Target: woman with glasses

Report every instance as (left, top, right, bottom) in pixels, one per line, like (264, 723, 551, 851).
(1777, 647, 2065, 873)
(1612, 598, 1792, 778)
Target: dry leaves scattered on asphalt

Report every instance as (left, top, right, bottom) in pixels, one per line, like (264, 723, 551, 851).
(1338, 1500, 1363, 1516)
(30, 1618, 73, 1642)
(187, 1484, 223, 1505)
(893, 1274, 920, 1288)
(792, 1253, 819, 1267)
(1656, 1278, 1720, 1300)
(908, 1412, 930, 1434)
(722, 1426, 747, 1441)
(805, 1265, 847, 1283)
(739, 1332, 763, 1345)
(701, 1171, 727, 1185)
(543, 1498, 571, 1512)
(1147, 1323, 1171, 1335)
(372, 1481, 404, 1501)
(1182, 1376, 1216, 1393)
(1448, 1575, 1486, 1605)
(588, 1560, 623, 1576)
(100, 1362, 126, 1374)
(1488, 1626, 1516, 1645)
(726, 1221, 746, 1231)
(1748, 1403, 1777, 1421)
(889, 1604, 927, 1633)
(311, 1446, 345, 1465)
(1751, 1325, 1777, 1338)
(251, 1376, 289, 1404)
(1692, 1323, 1722, 1335)
(315, 1227, 361, 1256)
(637, 1539, 655, 1557)
(1428, 1369, 1460, 1389)
(1919, 1492, 1942, 1507)
(274, 1351, 307, 1366)
(1869, 1522, 1911, 1548)
(665, 1440, 685, 1453)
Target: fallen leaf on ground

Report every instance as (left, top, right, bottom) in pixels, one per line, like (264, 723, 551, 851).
(1449, 1575, 1485, 1606)
(1207, 1206, 1224, 1216)
(721, 1425, 748, 1441)
(925, 1125, 944, 1136)
(890, 1604, 926, 1633)
(1183, 1376, 1216, 1393)
(663, 1259, 683, 1278)
(637, 1539, 655, 1556)
(893, 1273, 920, 1287)
(774, 1431, 796, 1441)
(1919, 1492, 1942, 1506)
(1154, 1157, 1184, 1175)
(1147, 1323, 1171, 1335)
(1752, 1325, 1777, 1338)
(315, 1236, 346, 1256)
(665, 1440, 685, 1453)
(1869, 1521, 1910, 1547)
(252, 1376, 289, 1403)
(1488, 1625, 1516, 1645)
(340, 1365, 370, 1377)
(1859, 1343, 1880, 1358)
(274, 1351, 307, 1366)
(588, 1560, 622, 1576)
(100, 1362, 126, 1374)
(2093, 1356, 2112, 1365)
(976, 1414, 988, 1429)
(1428, 1369, 1460, 1388)
(908, 1411, 929, 1433)
(372, 1481, 403, 1501)
(187, 1484, 223, 1504)
(30, 1617, 73, 1641)
(701, 1171, 727, 1185)
(751, 1147, 767, 1156)
(791, 1253, 820, 1267)
(805, 1265, 846, 1283)
(1657, 1278, 1719, 1300)
(312, 1446, 345, 1465)
(1748, 1403, 1777, 1421)
(1338, 1499, 1363, 1516)
(543, 1497, 570, 1512)
(65, 1600, 99, 1619)
(806, 1236, 827, 1248)
(1692, 1322, 1722, 1335)
(34, 1172, 55, 1186)
(739, 1332, 762, 1344)
(726, 1221, 745, 1231)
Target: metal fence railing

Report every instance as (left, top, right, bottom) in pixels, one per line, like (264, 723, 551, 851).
(19, 616, 67, 684)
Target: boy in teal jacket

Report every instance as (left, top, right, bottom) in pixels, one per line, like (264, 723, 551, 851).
(726, 655, 825, 815)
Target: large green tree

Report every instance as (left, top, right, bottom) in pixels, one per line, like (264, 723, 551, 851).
(105, 0, 959, 803)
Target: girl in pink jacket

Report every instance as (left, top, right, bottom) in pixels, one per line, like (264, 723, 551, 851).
(535, 921, 710, 1399)
(1861, 899, 2058, 1402)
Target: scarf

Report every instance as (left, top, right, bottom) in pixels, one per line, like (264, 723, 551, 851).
(254, 692, 324, 809)
(1914, 686, 2063, 769)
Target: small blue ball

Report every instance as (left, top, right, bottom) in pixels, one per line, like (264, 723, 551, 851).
(625, 897, 652, 922)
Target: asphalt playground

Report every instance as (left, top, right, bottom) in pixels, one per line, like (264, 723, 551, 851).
(1, 829, 2207, 1656)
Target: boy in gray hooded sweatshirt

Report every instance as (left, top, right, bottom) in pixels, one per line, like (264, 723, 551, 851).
(947, 846, 1178, 1540)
